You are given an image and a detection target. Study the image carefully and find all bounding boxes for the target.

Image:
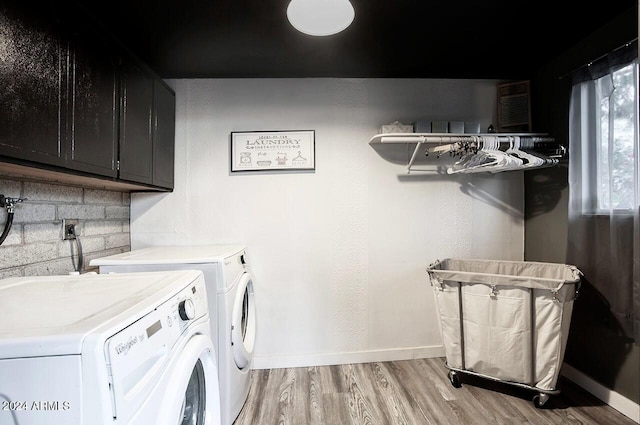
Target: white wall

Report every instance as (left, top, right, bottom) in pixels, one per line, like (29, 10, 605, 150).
(131, 78, 525, 369)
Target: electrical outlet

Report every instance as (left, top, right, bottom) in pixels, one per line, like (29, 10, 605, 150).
(62, 219, 79, 240)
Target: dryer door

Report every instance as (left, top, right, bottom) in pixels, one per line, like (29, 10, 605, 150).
(231, 272, 256, 369)
(156, 334, 221, 425)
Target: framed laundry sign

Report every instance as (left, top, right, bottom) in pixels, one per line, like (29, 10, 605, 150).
(230, 130, 315, 172)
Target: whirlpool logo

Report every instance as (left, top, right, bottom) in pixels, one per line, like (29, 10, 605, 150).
(115, 336, 138, 355)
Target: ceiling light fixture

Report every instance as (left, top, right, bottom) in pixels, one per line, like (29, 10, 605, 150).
(286, 0, 355, 36)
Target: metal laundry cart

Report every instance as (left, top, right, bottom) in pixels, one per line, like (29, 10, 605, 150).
(426, 258, 582, 407)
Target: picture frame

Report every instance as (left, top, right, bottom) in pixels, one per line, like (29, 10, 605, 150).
(230, 130, 315, 172)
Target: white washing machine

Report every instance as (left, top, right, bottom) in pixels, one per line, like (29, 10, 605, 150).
(0, 270, 221, 425)
(90, 245, 256, 425)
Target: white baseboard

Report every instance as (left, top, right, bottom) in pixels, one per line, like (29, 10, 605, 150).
(562, 363, 640, 424)
(251, 345, 445, 370)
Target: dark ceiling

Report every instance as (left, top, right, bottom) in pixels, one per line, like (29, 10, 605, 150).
(76, 0, 637, 79)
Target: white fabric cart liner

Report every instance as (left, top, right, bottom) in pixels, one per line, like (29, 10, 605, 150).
(428, 258, 581, 290)
(426, 258, 582, 391)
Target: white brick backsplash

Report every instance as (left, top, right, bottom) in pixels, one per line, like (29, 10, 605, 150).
(58, 236, 106, 257)
(0, 268, 24, 279)
(0, 178, 132, 276)
(0, 243, 59, 269)
(24, 258, 79, 276)
(0, 179, 23, 197)
(0, 224, 22, 245)
(58, 204, 105, 220)
(84, 221, 123, 236)
(12, 203, 57, 223)
(24, 223, 62, 243)
(81, 236, 108, 253)
(105, 205, 129, 219)
(24, 182, 83, 203)
(85, 189, 124, 205)
(106, 233, 130, 249)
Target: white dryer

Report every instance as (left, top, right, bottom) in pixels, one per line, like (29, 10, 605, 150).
(0, 270, 221, 425)
(91, 245, 257, 425)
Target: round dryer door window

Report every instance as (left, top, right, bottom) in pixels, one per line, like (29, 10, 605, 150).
(231, 272, 256, 369)
(181, 359, 206, 425)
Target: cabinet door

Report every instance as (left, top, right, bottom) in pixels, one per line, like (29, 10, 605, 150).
(152, 80, 176, 189)
(0, 2, 67, 166)
(118, 56, 153, 184)
(66, 21, 118, 177)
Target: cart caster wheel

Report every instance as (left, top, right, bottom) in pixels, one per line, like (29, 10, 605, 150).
(532, 393, 550, 408)
(448, 371, 461, 388)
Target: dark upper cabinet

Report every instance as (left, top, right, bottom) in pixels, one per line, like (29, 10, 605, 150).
(0, 2, 67, 167)
(118, 55, 154, 185)
(0, 2, 174, 190)
(66, 19, 118, 177)
(118, 56, 176, 189)
(152, 81, 176, 189)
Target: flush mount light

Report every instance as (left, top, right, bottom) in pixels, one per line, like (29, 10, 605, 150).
(286, 0, 355, 36)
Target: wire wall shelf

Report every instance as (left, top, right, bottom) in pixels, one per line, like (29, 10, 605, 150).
(369, 133, 565, 174)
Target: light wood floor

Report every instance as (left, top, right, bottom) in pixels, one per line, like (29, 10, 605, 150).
(233, 358, 637, 425)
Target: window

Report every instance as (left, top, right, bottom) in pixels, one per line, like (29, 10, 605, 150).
(568, 44, 640, 345)
(593, 62, 639, 212)
(574, 59, 639, 215)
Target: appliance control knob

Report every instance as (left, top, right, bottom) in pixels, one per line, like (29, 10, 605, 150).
(178, 299, 195, 321)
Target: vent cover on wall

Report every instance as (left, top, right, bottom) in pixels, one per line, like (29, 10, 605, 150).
(497, 80, 531, 132)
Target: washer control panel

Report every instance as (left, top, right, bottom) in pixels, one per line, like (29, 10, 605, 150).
(104, 272, 208, 409)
